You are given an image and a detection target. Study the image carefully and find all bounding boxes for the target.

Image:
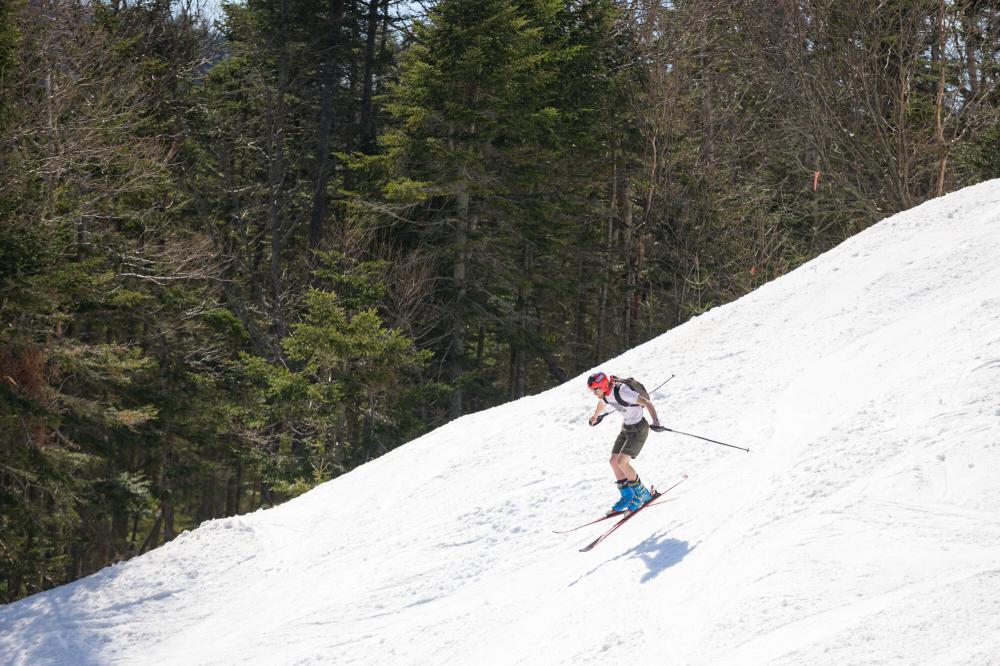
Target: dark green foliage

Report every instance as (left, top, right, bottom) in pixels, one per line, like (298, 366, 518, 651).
(0, 0, 19, 132)
(958, 125, 1000, 181)
(375, 0, 639, 411)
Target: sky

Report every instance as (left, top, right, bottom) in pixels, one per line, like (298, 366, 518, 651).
(199, 0, 225, 24)
(1, 180, 999, 665)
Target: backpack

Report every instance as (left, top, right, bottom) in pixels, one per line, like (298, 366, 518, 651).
(611, 376, 649, 407)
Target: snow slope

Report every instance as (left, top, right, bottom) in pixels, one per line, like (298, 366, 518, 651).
(3, 181, 1000, 666)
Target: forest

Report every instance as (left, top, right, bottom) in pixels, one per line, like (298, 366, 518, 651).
(1, 0, 998, 602)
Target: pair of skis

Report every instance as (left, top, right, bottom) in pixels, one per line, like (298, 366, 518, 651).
(556, 474, 688, 552)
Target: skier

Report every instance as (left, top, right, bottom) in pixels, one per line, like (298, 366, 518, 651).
(587, 371, 662, 514)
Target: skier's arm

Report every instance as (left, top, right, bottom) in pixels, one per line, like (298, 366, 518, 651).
(588, 399, 606, 426)
(637, 396, 660, 427)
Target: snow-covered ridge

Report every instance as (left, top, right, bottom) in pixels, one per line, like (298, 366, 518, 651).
(3, 180, 1000, 665)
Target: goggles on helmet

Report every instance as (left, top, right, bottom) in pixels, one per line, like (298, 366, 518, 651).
(587, 371, 610, 394)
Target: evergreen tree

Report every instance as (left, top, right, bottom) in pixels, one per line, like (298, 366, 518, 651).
(0, 0, 210, 599)
(376, 0, 637, 415)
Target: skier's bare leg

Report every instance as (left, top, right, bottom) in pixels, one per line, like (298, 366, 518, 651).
(609, 453, 637, 482)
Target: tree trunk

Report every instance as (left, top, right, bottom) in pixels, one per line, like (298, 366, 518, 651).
(139, 512, 163, 554)
(225, 466, 239, 516)
(622, 187, 637, 347)
(359, 0, 381, 154)
(572, 250, 587, 373)
(198, 475, 216, 523)
(510, 243, 530, 399)
(268, 0, 291, 339)
(163, 500, 175, 542)
(474, 325, 485, 369)
(449, 179, 470, 419)
(933, 0, 948, 198)
(309, 0, 346, 252)
(596, 151, 617, 363)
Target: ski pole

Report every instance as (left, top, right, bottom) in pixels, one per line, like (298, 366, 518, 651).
(650, 374, 676, 394)
(650, 425, 750, 453)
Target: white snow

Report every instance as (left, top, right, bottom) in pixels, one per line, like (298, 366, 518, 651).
(3, 180, 1000, 665)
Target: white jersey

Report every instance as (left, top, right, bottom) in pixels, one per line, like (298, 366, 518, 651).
(603, 382, 645, 426)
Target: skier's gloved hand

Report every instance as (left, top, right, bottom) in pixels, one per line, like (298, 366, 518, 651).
(650, 423, 667, 432)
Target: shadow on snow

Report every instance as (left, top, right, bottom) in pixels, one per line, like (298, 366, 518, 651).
(568, 530, 694, 587)
(628, 534, 695, 583)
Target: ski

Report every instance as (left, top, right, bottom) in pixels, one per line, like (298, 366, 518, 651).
(555, 474, 688, 536)
(552, 495, 676, 534)
(578, 491, 661, 552)
(579, 474, 688, 553)
(554, 507, 631, 535)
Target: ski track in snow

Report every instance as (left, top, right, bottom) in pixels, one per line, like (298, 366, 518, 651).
(2, 180, 1000, 665)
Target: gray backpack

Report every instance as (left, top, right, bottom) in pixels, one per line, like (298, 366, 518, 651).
(612, 376, 649, 406)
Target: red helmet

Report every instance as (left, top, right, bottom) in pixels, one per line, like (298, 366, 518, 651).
(587, 371, 611, 395)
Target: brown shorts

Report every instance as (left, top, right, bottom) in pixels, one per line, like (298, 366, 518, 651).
(611, 419, 649, 458)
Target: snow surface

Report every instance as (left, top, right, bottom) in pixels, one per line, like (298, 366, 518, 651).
(3, 181, 1000, 665)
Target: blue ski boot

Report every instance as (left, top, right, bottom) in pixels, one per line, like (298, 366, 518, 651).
(607, 482, 634, 515)
(626, 479, 652, 511)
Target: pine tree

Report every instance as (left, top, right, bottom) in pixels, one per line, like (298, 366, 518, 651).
(377, 0, 637, 414)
